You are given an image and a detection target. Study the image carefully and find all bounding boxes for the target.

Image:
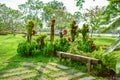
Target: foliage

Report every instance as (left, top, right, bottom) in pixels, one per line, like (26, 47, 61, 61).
(103, 37, 120, 55)
(116, 57, 120, 73)
(102, 16, 120, 33)
(19, 0, 44, 27)
(36, 33, 47, 49)
(42, 0, 66, 24)
(75, 0, 85, 9)
(81, 23, 89, 41)
(55, 38, 70, 52)
(0, 3, 23, 33)
(26, 20, 36, 42)
(100, 1, 120, 34)
(73, 11, 82, 23)
(17, 41, 38, 57)
(91, 49, 120, 75)
(70, 20, 78, 42)
(41, 41, 54, 56)
(76, 40, 96, 53)
(101, 1, 120, 25)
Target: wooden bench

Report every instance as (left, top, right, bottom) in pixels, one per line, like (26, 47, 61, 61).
(57, 51, 101, 72)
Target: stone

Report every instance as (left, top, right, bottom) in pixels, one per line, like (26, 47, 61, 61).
(79, 76, 95, 80)
(56, 72, 85, 80)
(6, 73, 37, 80)
(42, 64, 60, 71)
(49, 62, 68, 69)
(0, 70, 33, 78)
(50, 69, 75, 77)
(23, 62, 49, 73)
(0, 68, 26, 73)
(38, 77, 48, 80)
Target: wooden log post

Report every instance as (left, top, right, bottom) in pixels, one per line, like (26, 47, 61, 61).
(87, 59, 92, 73)
(58, 53, 62, 63)
(50, 19, 56, 42)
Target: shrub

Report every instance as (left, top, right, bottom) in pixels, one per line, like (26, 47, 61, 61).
(36, 33, 47, 49)
(55, 38, 70, 52)
(41, 41, 54, 56)
(77, 41, 96, 52)
(26, 20, 36, 42)
(91, 49, 118, 75)
(17, 41, 38, 57)
(69, 20, 78, 42)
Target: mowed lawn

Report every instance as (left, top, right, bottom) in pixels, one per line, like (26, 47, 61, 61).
(0, 34, 58, 70)
(0, 34, 119, 70)
(0, 34, 25, 62)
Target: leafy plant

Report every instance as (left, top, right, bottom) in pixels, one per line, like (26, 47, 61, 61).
(103, 37, 120, 55)
(36, 33, 47, 49)
(70, 20, 78, 42)
(55, 37, 70, 52)
(81, 23, 89, 42)
(26, 20, 36, 42)
(76, 40, 96, 52)
(91, 49, 119, 75)
(41, 41, 54, 56)
(17, 41, 38, 57)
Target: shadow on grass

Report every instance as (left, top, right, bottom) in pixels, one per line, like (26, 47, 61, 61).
(0, 53, 58, 79)
(0, 34, 58, 79)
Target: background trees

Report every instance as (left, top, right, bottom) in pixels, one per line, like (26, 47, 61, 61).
(0, 3, 23, 35)
(18, 0, 44, 31)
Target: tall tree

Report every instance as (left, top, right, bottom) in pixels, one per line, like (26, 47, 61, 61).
(42, 0, 66, 27)
(0, 3, 23, 34)
(19, 0, 44, 29)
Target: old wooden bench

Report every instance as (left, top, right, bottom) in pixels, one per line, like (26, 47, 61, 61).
(57, 51, 101, 72)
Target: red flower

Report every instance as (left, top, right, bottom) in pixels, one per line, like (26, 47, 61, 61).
(63, 29, 67, 35)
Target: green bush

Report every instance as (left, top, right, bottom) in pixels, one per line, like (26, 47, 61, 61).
(36, 33, 47, 49)
(77, 40, 92, 52)
(41, 41, 54, 56)
(76, 40, 96, 53)
(17, 41, 38, 57)
(55, 38, 70, 52)
(91, 49, 118, 75)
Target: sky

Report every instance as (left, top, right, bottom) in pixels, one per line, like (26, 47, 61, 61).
(0, 0, 109, 14)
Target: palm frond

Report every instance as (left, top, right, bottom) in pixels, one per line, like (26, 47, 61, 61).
(102, 16, 120, 33)
(103, 37, 120, 55)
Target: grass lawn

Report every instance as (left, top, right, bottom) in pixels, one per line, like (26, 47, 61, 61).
(0, 34, 59, 70)
(0, 34, 119, 79)
(94, 36, 119, 46)
(0, 34, 119, 67)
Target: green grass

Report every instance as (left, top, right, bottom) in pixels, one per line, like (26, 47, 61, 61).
(0, 34, 119, 79)
(0, 34, 119, 66)
(94, 36, 118, 46)
(0, 34, 59, 69)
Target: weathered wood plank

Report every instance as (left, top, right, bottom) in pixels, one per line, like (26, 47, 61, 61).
(58, 51, 101, 64)
(57, 51, 101, 72)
